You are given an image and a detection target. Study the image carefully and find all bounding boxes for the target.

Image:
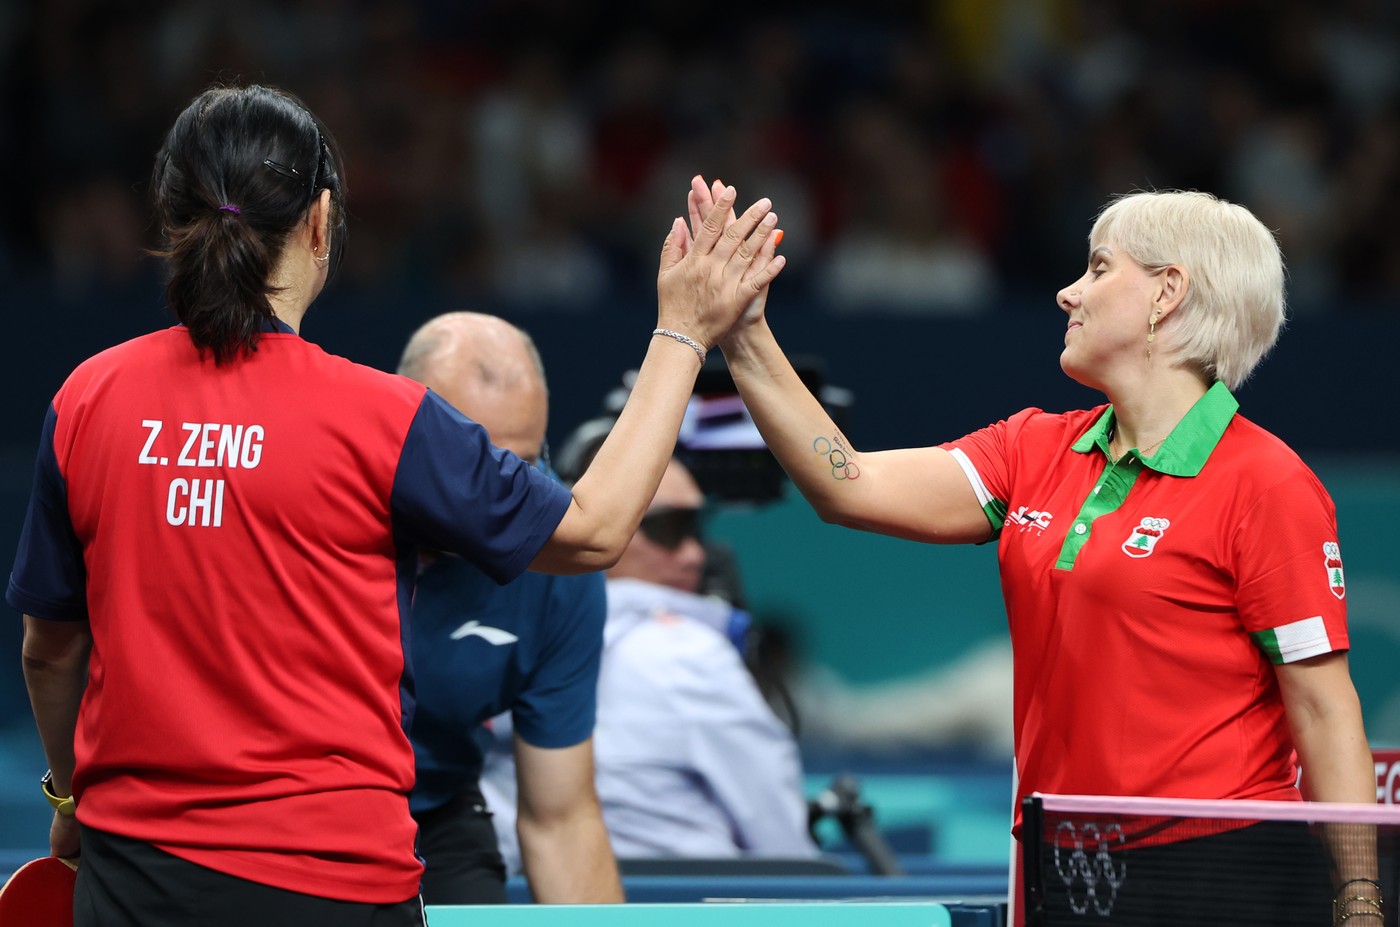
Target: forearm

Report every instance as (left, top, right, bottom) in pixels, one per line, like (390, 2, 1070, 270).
(721, 321, 862, 524)
(1299, 725, 1375, 807)
(550, 335, 703, 570)
(1304, 744, 1378, 912)
(518, 805, 624, 903)
(1289, 665, 1374, 805)
(1285, 669, 1379, 916)
(21, 616, 90, 794)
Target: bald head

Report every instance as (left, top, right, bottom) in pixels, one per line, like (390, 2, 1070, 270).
(398, 312, 550, 464)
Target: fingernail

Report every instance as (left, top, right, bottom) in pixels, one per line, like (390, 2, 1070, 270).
(773, 229, 785, 247)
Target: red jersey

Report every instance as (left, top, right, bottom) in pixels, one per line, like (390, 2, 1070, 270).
(945, 383, 1349, 825)
(7, 324, 571, 902)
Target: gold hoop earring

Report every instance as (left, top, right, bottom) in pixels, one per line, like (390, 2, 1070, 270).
(313, 249, 330, 264)
(1146, 311, 1159, 359)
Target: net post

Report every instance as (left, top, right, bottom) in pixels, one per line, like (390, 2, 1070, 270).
(1021, 794, 1045, 927)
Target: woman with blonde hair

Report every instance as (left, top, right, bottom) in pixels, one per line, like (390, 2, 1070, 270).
(699, 179, 1376, 924)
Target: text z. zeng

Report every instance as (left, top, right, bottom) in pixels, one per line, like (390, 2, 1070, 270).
(137, 420, 265, 527)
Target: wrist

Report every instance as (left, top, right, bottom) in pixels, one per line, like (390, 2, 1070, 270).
(652, 328, 706, 364)
(716, 317, 771, 364)
(41, 769, 76, 816)
(1335, 879, 1384, 927)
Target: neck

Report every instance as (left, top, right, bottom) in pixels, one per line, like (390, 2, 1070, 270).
(1105, 368, 1210, 456)
(267, 302, 306, 334)
(266, 251, 317, 334)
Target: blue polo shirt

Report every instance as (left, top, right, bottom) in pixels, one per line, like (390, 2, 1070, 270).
(409, 553, 606, 814)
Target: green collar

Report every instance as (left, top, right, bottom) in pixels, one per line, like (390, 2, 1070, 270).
(1071, 381, 1239, 476)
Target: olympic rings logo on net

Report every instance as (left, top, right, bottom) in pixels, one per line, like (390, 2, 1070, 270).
(812, 436, 860, 480)
(1053, 820, 1127, 916)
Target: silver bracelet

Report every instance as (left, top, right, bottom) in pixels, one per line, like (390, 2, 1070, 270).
(653, 328, 706, 364)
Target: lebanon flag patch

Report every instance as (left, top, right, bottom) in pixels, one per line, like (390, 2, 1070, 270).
(1122, 517, 1170, 558)
(1324, 541, 1346, 600)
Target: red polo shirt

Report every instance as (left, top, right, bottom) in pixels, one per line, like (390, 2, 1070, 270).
(945, 383, 1349, 824)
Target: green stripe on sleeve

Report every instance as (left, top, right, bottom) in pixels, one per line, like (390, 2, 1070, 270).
(1252, 628, 1285, 665)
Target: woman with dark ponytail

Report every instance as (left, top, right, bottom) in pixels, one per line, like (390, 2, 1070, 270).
(9, 83, 785, 926)
(152, 84, 347, 363)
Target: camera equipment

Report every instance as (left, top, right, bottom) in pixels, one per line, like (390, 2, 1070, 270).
(808, 773, 905, 876)
(556, 357, 851, 506)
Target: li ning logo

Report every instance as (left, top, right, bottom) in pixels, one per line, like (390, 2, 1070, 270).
(1122, 517, 1170, 558)
(1324, 542, 1346, 600)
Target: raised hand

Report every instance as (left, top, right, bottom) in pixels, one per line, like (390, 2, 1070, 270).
(682, 175, 782, 339)
(656, 182, 784, 353)
(685, 177, 736, 245)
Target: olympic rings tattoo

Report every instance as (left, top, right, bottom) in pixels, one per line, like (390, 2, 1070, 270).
(812, 434, 860, 481)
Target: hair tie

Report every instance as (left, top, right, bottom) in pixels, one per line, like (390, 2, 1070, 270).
(218, 204, 242, 215)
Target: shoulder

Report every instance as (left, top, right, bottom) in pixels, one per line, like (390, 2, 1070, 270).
(1210, 413, 1332, 503)
(952, 405, 1103, 442)
(57, 328, 185, 400)
(58, 327, 426, 413)
(1221, 414, 1309, 467)
(276, 338, 426, 409)
(1012, 405, 1104, 441)
(945, 405, 1104, 461)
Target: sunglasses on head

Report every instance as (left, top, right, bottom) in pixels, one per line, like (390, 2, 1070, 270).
(639, 507, 703, 550)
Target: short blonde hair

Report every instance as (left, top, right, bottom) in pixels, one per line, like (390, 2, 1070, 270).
(1091, 190, 1285, 390)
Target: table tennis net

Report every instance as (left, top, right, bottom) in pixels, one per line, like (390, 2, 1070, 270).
(1022, 793, 1400, 927)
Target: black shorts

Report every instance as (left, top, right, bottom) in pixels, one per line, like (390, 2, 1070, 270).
(74, 826, 426, 927)
(411, 784, 509, 905)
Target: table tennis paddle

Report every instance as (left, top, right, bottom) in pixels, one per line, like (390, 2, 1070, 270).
(0, 856, 78, 926)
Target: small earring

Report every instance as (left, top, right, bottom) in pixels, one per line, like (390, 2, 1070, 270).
(1146, 311, 1159, 359)
(313, 249, 330, 264)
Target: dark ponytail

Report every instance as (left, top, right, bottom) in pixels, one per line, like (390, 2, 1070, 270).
(151, 84, 347, 363)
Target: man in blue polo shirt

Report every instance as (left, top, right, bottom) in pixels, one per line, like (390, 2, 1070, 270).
(398, 312, 623, 904)
(483, 452, 816, 866)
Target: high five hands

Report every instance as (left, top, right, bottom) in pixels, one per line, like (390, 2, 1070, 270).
(684, 175, 780, 340)
(655, 177, 784, 355)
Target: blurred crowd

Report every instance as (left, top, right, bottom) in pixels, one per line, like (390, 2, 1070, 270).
(2, 0, 1398, 316)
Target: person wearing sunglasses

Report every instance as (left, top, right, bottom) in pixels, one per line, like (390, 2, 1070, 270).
(536, 454, 815, 860)
(396, 312, 623, 906)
